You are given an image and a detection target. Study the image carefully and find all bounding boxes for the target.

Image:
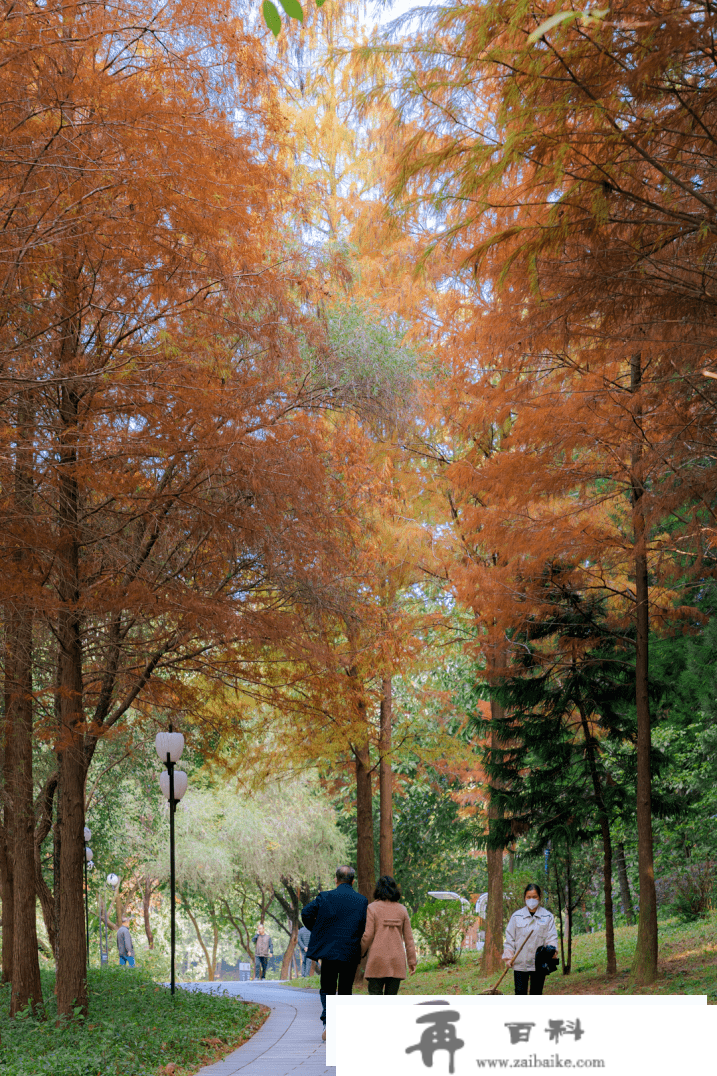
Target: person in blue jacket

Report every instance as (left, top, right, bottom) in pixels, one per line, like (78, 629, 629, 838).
(301, 865, 368, 1039)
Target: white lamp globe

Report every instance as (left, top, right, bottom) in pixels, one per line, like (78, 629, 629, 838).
(107, 873, 119, 887)
(85, 847, 93, 862)
(155, 731, 185, 763)
(159, 769, 188, 801)
(84, 826, 92, 842)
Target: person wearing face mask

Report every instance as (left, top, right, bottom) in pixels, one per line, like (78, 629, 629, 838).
(502, 883, 558, 995)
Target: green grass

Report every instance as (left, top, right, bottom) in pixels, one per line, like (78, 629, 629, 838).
(0, 967, 268, 1076)
(292, 911, 717, 1002)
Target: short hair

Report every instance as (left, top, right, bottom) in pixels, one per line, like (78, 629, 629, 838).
(524, 883, 542, 899)
(122, 916, 130, 924)
(373, 876, 401, 902)
(336, 865, 356, 884)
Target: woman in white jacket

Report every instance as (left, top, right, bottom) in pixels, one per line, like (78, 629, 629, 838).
(502, 883, 558, 995)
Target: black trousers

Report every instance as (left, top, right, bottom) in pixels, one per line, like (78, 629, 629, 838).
(319, 958, 358, 1023)
(367, 977, 402, 995)
(513, 970, 546, 995)
(256, 956, 268, 979)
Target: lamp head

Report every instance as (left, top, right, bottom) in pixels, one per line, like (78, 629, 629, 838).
(155, 731, 185, 763)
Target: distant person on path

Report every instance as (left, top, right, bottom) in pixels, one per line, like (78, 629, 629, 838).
(297, 924, 312, 977)
(252, 924, 273, 979)
(502, 883, 558, 995)
(117, 917, 135, 967)
(301, 865, 368, 1039)
(360, 875, 416, 995)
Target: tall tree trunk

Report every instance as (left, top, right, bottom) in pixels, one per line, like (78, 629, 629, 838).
(1, 684, 14, 984)
(577, 702, 617, 975)
(9, 609, 43, 1014)
(34, 773, 58, 957)
(35, 857, 57, 959)
(55, 271, 89, 1014)
(629, 353, 658, 985)
(53, 773, 62, 967)
(553, 855, 565, 972)
(615, 843, 635, 925)
(483, 648, 505, 976)
(354, 738, 375, 900)
(0, 817, 13, 985)
(565, 849, 573, 975)
(379, 677, 394, 878)
(9, 392, 44, 1015)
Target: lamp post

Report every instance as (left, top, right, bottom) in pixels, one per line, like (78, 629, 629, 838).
(83, 826, 93, 965)
(102, 873, 119, 966)
(427, 889, 471, 911)
(155, 728, 188, 996)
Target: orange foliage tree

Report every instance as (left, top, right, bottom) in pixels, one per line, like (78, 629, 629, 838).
(369, 0, 717, 982)
(0, 0, 355, 1018)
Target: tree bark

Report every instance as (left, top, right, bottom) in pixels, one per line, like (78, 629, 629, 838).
(34, 772, 58, 956)
(274, 879, 302, 979)
(577, 702, 617, 975)
(483, 653, 505, 976)
(615, 843, 635, 925)
(281, 919, 299, 980)
(8, 392, 44, 1014)
(379, 678, 394, 878)
(142, 877, 155, 949)
(354, 737, 375, 901)
(629, 353, 658, 985)
(55, 355, 89, 1016)
(553, 855, 565, 972)
(0, 688, 14, 985)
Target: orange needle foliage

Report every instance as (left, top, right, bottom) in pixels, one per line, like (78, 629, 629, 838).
(0, 0, 362, 1018)
(370, 0, 717, 982)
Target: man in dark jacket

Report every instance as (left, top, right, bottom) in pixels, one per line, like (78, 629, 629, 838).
(301, 865, 368, 1037)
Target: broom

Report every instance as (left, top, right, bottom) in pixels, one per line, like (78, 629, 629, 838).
(481, 929, 536, 995)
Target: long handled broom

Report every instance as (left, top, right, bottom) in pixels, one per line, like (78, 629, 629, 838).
(481, 929, 536, 995)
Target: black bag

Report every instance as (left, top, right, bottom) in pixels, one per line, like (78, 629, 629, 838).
(535, 945, 559, 975)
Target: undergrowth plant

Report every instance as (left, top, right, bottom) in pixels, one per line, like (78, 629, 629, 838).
(0, 967, 263, 1076)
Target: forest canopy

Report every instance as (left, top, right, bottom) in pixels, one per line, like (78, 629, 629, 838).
(1, 0, 716, 1019)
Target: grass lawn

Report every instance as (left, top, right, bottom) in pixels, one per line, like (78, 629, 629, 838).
(0, 967, 268, 1076)
(292, 912, 717, 1002)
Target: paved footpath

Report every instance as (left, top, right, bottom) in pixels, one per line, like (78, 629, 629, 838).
(182, 981, 334, 1076)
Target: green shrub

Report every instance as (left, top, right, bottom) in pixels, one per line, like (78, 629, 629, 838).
(0, 967, 262, 1076)
(670, 860, 716, 922)
(411, 898, 472, 966)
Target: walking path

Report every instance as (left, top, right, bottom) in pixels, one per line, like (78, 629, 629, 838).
(183, 981, 334, 1076)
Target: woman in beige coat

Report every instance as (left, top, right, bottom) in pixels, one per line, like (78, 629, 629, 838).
(360, 876, 417, 995)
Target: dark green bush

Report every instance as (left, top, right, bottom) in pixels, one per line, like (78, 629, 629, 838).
(670, 859, 716, 922)
(0, 967, 261, 1076)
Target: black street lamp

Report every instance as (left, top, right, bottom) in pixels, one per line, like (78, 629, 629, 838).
(83, 826, 93, 965)
(155, 729, 188, 996)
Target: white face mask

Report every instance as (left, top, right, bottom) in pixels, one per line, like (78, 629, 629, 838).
(525, 897, 540, 910)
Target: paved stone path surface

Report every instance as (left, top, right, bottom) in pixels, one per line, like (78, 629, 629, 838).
(183, 981, 334, 1076)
